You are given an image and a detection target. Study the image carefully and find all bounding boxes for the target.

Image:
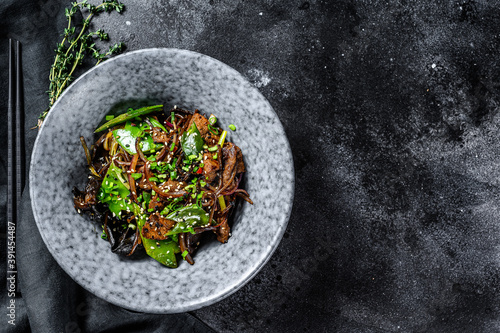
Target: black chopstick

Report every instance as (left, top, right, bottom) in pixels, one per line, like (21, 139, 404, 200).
(7, 38, 23, 296)
(7, 40, 15, 233)
(15, 40, 24, 214)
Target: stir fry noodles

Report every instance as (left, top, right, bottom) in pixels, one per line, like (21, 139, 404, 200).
(73, 105, 252, 268)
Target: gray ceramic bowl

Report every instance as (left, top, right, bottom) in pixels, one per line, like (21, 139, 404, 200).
(30, 48, 294, 313)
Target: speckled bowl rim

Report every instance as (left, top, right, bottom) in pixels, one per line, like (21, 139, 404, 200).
(30, 48, 294, 313)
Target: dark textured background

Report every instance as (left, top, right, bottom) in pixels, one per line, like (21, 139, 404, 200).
(3, 0, 500, 332)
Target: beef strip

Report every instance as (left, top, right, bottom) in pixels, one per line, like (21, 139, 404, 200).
(187, 113, 210, 136)
(216, 219, 230, 243)
(151, 127, 169, 143)
(235, 145, 245, 173)
(73, 177, 100, 210)
(148, 194, 164, 212)
(141, 213, 176, 240)
(203, 151, 219, 183)
(222, 142, 237, 185)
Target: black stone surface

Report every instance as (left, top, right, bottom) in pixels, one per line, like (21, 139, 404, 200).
(3, 0, 500, 332)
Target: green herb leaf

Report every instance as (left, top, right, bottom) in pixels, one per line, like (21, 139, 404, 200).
(40, 0, 126, 127)
(180, 123, 204, 157)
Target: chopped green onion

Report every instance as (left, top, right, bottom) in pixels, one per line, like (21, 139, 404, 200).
(207, 146, 218, 152)
(170, 141, 176, 151)
(218, 130, 227, 146)
(213, 153, 218, 159)
(229, 124, 236, 131)
(208, 124, 219, 136)
(149, 177, 159, 182)
(208, 114, 217, 125)
(181, 250, 189, 259)
(218, 195, 226, 210)
(131, 173, 142, 180)
(142, 192, 151, 204)
(105, 115, 115, 121)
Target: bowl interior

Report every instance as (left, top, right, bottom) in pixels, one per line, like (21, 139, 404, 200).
(30, 48, 294, 313)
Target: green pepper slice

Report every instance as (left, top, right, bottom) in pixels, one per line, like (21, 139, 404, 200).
(149, 117, 168, 132)
(166, 205, 210, 236)
(112, 120, 159, 155)
(97, 162, 135, 217)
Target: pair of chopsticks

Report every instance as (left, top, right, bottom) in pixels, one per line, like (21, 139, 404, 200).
(8, 39, 24, 295)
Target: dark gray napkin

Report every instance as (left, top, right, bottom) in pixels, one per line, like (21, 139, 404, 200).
(1, 0, 214, 331)
(17, 187, 214, 333)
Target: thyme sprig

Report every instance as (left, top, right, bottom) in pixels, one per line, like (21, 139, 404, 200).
(39, 0, 125, 128)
